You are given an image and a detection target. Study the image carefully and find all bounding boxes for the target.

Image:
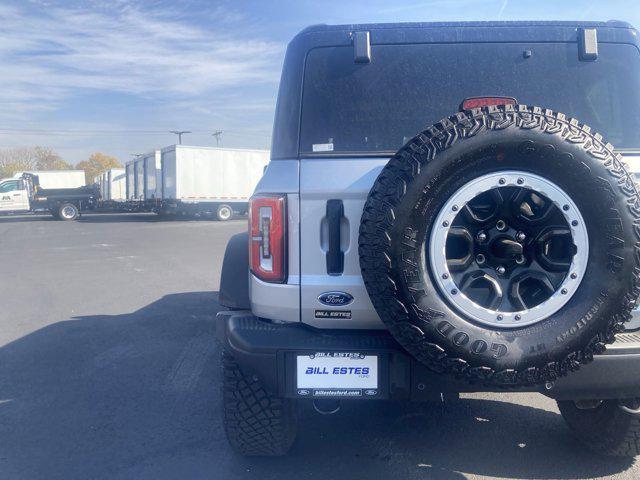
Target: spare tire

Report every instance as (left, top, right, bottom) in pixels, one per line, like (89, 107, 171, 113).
(359, 104, 640, 386)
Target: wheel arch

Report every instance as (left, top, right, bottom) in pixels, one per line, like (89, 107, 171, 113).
(219, 232, 251, 309)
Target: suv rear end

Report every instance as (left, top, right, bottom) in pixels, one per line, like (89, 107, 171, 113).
(218, 21, 640, 456)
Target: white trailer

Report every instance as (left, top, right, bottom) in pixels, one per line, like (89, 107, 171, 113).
(159, 145, 269, 220)
(134, 157, 144, 200)
(125, 151, 160, 208)
(98, 172, 107, 199)
(143, 151, 161, 201)
(99, 168, 126, 202)
(13, 170, 85, 189)
(107, 168, 126, 201)
(125, 160, 136, 201)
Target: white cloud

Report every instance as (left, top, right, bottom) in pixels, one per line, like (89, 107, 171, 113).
(0, 1, 284, 116)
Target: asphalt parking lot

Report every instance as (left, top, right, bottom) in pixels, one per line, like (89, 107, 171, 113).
(0, 212, 637, 480)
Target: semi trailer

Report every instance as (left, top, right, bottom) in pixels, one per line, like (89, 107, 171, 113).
(0, 172, 99, 220)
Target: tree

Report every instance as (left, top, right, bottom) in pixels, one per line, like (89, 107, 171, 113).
(76, 152, 122, 184)
(33, 147, 72, 171)
(0, 146, 72, 177)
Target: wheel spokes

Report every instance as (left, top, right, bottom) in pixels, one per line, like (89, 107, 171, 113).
(430, 171, 587, 327)
(463, 189, 503, 223)
(445, 227, 474, 271)
(459, 270, 503, 310)
(511, 187, 554, 224)
(535, 227, 576, 271)
(508, 271, 556, 310)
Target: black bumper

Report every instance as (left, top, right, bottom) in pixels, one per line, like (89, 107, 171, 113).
(217, 310, 640, 401)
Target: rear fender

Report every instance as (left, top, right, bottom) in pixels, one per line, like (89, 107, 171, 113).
(219, 232, 251, 309)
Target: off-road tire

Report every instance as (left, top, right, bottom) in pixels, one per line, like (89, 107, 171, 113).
(359, 104, 640, 387)
(222, 351, 297, 456)
(558, 400, 640, 456)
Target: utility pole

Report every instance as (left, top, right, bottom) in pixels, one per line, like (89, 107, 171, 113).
(170, 130, 191, 145)
(212, 130, 223, 147)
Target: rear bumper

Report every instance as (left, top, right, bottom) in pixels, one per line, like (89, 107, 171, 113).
(216, 310, 640, 401)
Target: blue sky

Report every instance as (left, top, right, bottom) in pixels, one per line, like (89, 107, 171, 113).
(0, 0, 638, 164)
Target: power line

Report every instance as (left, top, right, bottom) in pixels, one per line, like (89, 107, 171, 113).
(0, 128, 271, 139)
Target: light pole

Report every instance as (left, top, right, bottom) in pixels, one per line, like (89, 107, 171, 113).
(212, 130, 223, 147)
(170, 130, 191, 145)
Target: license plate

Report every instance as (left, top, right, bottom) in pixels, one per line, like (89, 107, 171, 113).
(296, 352, 378, 398)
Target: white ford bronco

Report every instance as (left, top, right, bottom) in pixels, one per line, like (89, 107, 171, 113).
(217, 21, 640, 456)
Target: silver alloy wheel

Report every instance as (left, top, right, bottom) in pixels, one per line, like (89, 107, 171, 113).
(218, 205, 232, 220)
(61, 205, 77, 219)
(429, 171, 588, 328)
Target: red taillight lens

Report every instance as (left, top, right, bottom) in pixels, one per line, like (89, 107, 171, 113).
(461, 96, 517, 110)
(249, 194, 286, 283)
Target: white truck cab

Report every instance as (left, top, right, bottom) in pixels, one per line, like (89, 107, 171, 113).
(0, 178, 30, 212)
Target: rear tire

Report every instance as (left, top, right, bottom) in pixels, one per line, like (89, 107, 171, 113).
(57, 203, 79, 221)
(216, 204, 233, 221)
(222, 351, 297, 456)
(558, 399, 640, 457)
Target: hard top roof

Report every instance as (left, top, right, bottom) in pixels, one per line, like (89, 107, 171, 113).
(299, 20, 634, 34)
(270, 20, 639, 159)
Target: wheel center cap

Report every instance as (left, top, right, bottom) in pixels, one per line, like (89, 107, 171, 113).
(489, 236, 523, 261)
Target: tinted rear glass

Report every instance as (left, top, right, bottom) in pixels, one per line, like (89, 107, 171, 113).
(300, 42, 640, 154)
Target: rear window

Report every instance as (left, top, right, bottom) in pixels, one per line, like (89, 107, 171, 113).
(300, 42, 640, 154)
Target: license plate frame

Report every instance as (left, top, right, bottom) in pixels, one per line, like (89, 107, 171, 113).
(294, 352, 379, 398)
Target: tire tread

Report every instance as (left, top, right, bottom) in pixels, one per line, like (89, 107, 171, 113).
(558, 400, 640, 457)
(222, 351, 296, 456)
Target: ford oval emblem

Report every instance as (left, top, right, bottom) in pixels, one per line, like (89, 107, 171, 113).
(318, 291, 354, 306)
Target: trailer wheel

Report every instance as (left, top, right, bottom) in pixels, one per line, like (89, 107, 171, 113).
(58, 203, 79, 221)
(216, 204, 234, 221)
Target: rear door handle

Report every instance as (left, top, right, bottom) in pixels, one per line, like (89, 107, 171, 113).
(326, 199, 344, 276)
(12, 193, 21, 196)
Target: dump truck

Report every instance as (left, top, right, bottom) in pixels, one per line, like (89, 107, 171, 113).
(0, 172, 99, 220)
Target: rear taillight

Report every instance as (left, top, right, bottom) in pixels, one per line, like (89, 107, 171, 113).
(249, 194, 286, 283)
(461, 96, 517, 110)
